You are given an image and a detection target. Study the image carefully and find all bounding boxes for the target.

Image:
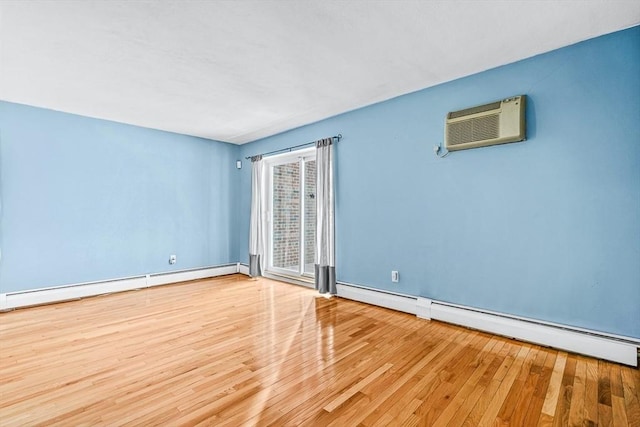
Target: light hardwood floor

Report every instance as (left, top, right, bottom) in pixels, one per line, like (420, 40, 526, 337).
(0, 274, 638, 426)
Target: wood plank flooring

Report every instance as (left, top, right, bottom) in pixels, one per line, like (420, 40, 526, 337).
(0, 274, 638, 426)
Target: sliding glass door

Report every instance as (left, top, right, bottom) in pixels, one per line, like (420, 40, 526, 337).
(267, 150, 316, 278)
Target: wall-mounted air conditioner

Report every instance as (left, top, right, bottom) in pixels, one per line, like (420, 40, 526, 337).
(445, 95, 526, 151)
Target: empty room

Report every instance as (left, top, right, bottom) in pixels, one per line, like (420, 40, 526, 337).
(1, 1, 639, 425)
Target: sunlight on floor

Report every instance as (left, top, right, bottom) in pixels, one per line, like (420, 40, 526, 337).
(245, 279, 332, 421)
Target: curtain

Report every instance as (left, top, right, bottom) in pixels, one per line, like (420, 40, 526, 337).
(249, 155, 264, 277)
(315, 138, 336, 294)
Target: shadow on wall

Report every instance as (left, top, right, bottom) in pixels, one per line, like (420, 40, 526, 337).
(526, 96, 537, 140)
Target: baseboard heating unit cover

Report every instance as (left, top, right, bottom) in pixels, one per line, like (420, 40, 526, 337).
(334, 281, 637, 366)
(1, 264, 239, 310)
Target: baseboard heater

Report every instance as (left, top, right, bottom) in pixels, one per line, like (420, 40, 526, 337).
(419, 298, 637, 367)
(335, 282, 638, 366)
(0, 263, 240, 311)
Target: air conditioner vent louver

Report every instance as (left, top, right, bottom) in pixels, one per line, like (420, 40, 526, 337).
(445, 95, 526, 151)
(447, 101, 501, 119)
(447, 114, 500, 146)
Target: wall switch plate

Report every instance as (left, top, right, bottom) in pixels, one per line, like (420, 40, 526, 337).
(391, 270, 399, 282)
(169, 255, 177, 264)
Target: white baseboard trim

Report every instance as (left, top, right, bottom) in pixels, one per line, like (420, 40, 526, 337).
(146, 264, 238, 287)
(337, 282, 417, 315)
(238, 263, 250, 276)
(0, 264, 240, 311)
(1, 276, 148, 310)
(333, 282, 637, 366)
(420, 297, 638, 367)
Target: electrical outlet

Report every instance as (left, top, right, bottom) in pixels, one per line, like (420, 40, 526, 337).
(169, 255, 177, 265)
(391, 270, 399, 282)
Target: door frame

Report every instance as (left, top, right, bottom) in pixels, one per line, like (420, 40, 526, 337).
(264, 148, 316, 278)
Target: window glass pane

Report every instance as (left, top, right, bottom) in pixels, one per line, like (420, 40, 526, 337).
(304, 160, 316, 275)
(272, 162, 300, 273)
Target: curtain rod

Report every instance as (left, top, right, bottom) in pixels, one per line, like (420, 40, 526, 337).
(244, 134, 342, 160)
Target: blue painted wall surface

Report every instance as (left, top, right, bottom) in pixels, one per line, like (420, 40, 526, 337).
(0, 102, 240, 292)
(239, 27, 640, 338)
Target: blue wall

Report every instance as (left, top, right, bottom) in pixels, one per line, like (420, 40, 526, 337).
(239, 26, 640, 338)
(0, 102, 240, 292)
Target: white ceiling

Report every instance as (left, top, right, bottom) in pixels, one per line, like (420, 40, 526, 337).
(1, 1, 638, 144)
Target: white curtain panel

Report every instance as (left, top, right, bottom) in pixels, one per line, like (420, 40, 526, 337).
(315, 138, 336, 294)
(249, 155, 265, 277)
